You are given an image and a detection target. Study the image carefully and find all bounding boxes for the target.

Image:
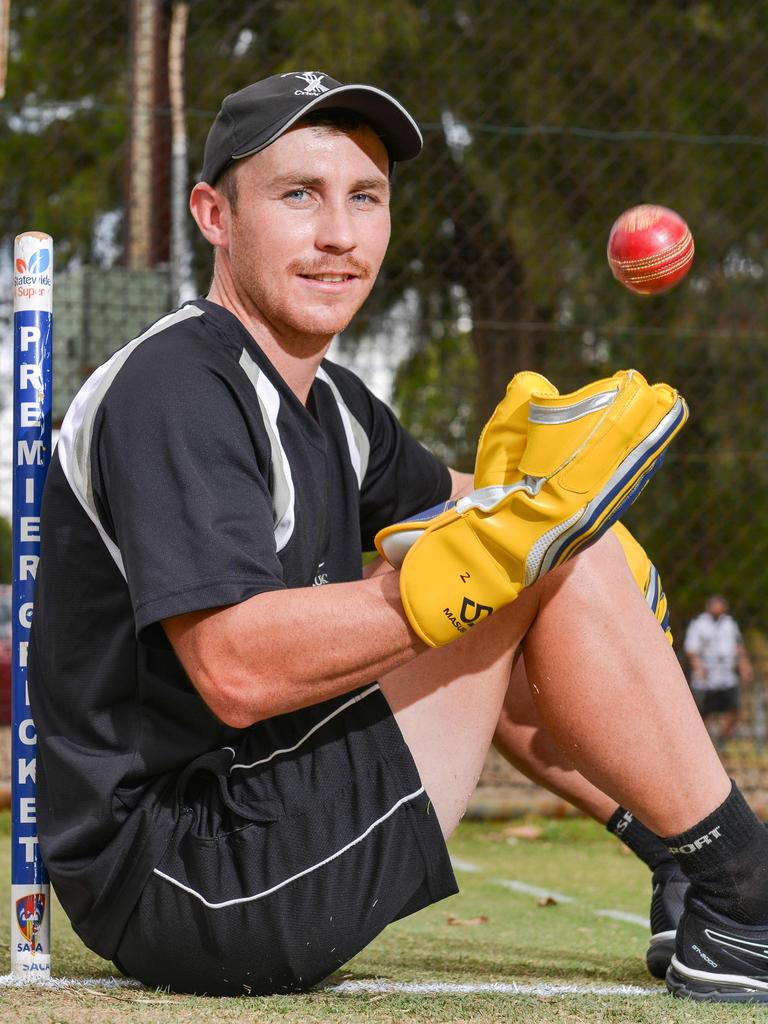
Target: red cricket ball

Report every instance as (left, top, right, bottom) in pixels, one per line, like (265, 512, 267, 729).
(607, 205, 694, 295)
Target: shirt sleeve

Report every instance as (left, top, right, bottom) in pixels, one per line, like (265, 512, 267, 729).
(357, 391, 453, 549)
(91, 344, 286, 635)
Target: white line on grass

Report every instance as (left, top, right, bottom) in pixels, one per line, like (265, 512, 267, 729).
(495, 878, 575, 903)
(0, 975, 143, 989)
(0, 975, 660, 997)
(328, 980, 660, 997)
(449, 856, 481, 873)
(594, 909, 648, 927)
(456, 863, 648, 929)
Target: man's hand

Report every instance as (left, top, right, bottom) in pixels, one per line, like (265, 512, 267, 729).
(375, 373, 553, 569)
(377, 369, 688, 647)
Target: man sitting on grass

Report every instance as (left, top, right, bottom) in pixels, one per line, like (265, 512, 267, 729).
(30, 71, 768, 1002)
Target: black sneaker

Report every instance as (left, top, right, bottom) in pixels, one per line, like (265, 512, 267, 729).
(646, 861, 688, 979)
(666, 896, 768, 1002)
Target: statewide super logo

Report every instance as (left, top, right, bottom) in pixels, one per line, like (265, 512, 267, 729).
(15, 892, 46, 946)
(14, 244, 52, 300)
(15, 248, 50, 275)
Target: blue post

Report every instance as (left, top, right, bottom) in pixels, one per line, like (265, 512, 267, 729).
(11, 231, 52, 978)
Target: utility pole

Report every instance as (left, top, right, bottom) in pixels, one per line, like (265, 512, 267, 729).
(169, 1, 196, 304)
(126, 0, 171, 270)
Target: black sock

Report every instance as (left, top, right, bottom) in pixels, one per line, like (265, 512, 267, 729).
(606, 805, 676, 871)
(663, 780, 768, 925)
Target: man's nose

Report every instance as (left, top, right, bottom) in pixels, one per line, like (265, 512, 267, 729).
(315, 199, 356, 253)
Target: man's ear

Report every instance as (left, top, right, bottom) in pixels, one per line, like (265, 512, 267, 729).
(189, 183, 230, 249)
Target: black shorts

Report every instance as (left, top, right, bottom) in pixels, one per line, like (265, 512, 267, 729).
(693, 686, 740, 716)
(113, 683, 457, 996)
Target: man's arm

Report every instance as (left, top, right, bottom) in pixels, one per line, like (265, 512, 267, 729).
(164, 467, 472, 729)
(683, 620, 706, 682)
(686, 652, 706, 682)
(448, 467, 474, 499)
(737, 642, 754, 685)
(163, 571, 424, 729)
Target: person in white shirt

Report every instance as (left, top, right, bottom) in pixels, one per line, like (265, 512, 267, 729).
(684, 595, 753, 744)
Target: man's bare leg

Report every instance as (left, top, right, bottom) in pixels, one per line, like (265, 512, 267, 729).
(379, 531, 730, 840)
(520, 532, 730, 837)
(380, 584, 540, 837)
(494, 653, 619, 824)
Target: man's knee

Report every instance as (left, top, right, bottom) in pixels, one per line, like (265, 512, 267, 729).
(535, 530, 630, 602)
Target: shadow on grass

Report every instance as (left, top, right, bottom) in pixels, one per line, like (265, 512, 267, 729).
(332, 946, 656, 988)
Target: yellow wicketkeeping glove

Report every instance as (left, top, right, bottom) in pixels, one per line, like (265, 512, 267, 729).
(376, 369, 687, 647)
(377, 371, 554, 569)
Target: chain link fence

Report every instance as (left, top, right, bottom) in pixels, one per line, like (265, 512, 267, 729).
(2, 1, 768, 769)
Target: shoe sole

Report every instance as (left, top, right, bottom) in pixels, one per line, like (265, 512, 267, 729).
(646, 930, 675, 980)
(532, 396, 688, 581)
(667, 955, 768, 1003)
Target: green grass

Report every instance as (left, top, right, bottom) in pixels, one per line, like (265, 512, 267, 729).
(2, 812, 767, 1022)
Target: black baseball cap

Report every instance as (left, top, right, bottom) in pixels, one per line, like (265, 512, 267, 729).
(201, 71, 423, 185)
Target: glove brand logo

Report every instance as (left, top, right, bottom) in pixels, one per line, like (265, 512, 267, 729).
(442, 597, 494, 636)
(459, 572, 471, 583)
(443, 607, 467, 634)
(282, 71, 329, 96)
(460, 596, 494, 625)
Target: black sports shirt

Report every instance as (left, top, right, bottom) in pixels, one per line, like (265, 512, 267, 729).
(28, 298, 451, 957)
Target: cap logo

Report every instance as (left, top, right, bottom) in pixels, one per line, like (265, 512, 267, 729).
(281, 71, 330, 97)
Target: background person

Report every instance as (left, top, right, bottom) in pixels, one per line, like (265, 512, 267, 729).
(684, 594, 753, 747)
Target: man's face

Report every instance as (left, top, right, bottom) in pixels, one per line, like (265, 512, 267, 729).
(708, 598, 728, 619)
(222, 122, 391, 346)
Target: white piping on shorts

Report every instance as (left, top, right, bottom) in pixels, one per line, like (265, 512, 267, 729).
(227, 683, 380, 773)
(153, 784, 425, 909)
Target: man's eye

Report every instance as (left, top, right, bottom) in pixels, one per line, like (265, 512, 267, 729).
(351, 192, 377, 204)
(285, 188, 310, 201)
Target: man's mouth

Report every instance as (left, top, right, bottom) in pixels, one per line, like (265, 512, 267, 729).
(300, 273, 357, 282)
